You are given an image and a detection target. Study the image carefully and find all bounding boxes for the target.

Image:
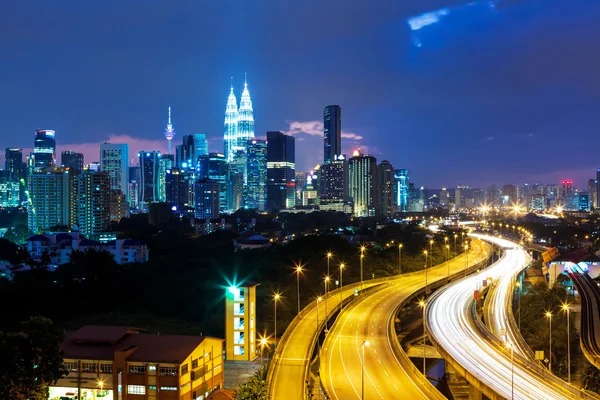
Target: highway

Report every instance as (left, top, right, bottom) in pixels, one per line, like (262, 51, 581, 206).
(320, 240, 489, 400)
(269, 279, 383, 399)
(568, 265, 600, 369)
(427, 235, 586, 400)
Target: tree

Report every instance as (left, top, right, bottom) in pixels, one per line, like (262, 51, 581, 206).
(583, 364, 600, 393)
(0, 317, 66, 400)
(4, 224, 32, 245)
(236, 364, 268, 399)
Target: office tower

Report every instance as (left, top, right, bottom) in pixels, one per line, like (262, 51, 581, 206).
(5, 148, 23, 181)
(245, 139, 267, 211)
(100, 143, 129, 201)
(0, 171, 20, 207)
(295, 172, 306, 205)
(61, 151, 84, 172)
(139, 151, 170, 205)
(320, 155, 348, 207)
(237, 76, 255, 148)
(198, 153, 228, 213)
(560, 180, 573, 200)
(501, 184, 517, 205)
(377, 160, 394, 217)
(302, 169, 319, 206)
(70, 171, 111, 237)
(348, 149, 377, 217)
(166, 168, 190, 213)
(323, 105, 341, 165)
(87, 162, 101, 172)
(195, 179, 221, 219)
(33, 129, 56, 169)
(164, 106, 176, 155)
(393, 169, 409, 212)
(576, 192, 590, 211)
(588, 179, 597, 209)
(439, 188, 449, 208)
(176, 135, 194, 168)
(224, 84, 239, 163)
(128, 166, 141, 208)
(28, 171, 70, 232)
(194, 133, 208, 161)
(266, 131, 296, 211)
(228, 149, 246, 212)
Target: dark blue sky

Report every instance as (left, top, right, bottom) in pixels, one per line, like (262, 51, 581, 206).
(1, 0, 599, 188)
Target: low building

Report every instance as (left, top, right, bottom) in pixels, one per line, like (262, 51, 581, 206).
(25, 233, 149, 265)
(50, 325, 224, 400)
(233, 233, 271, 250)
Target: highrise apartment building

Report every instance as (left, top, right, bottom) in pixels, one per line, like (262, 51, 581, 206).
(266, 131, 295, 211)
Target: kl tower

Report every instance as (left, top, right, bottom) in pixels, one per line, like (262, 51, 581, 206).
(164, 106, 176, 154)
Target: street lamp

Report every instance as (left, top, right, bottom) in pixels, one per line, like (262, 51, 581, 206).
(326, 252, 333, 280)
(273, 293, 281, 346)
(295, 264, 303, 316)
(398, 243, 403, 275)
(418, 300, 427, 375)
(360, 246, 366, 292)
(545, 311, 552, 372)
(464, 243, 469, 277)
(562, 303, 571, 383)
(324, 277, 330, 331)
(454, 234, 457, 255)
(423, 250, 429, 299)
(339, 263, 345, 313)
(515, 282, 521, 331)
(362, 340, 371, 400)
(96, 379, 104, 398)
(259, 337, 268, 366)
(445, 245, 450, 277)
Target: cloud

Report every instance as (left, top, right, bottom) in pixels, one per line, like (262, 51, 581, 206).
(283, 120, 363, 141)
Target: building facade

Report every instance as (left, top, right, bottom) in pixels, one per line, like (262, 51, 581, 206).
(28, 171, 70, 232)
(225, 284, 258, 361)
(50, 325, 223, 400)
(61, 151, 84, 172)
(244, 139, 267, 211)
(195, 180, 221, 220)
(320, 156, 347, 206)
(348, 150, 377, 217)
(100, 143, 129, 201)
(69, 171, 111, 237)
(266, 131, 295, 211)
(377, 160, 394, 217)
(323, 105, 341, 165)
(394, 169, 409, 212)
(33, 129, 56, 169)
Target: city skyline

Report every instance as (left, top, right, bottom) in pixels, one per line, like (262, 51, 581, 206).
(2, 0, 600, 188)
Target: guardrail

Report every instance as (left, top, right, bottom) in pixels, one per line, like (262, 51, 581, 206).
(569, 271, 600, 370)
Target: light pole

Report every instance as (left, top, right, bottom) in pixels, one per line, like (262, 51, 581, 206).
(324, 278, 330, 331)
(429, 239, 434, 257)
(326, 252, 333, 280)
(274, 293, 280, 346)
(454, 234, 457, 255)
(546, 311, 552, 372)
(464, 243, 469, 277)
(423, 250, 429, 299)
(96, 379, 104, 399)
(259, 337, 268, 366)
(360, 246, 366, 291)
(445, 245, 450, 278)
(398, 243, 403, 275)
(515, 281, 521, 331)
(295, 264, 303, 316)
(339, 263, 345, 313)
(562, 304, 571, 383)
(361, 340, 371, 400)
(419, 300, 426, 375)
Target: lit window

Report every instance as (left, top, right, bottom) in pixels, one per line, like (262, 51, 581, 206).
(181, 364, 189, 375)
(128, 365, 146, 375)
(160, 386, 177, 391)
(160, 366, 177, 376)
(148, 365, 156, 371)
(81, 362, 96, 372)
(63, 362, 78, 372)
(127, 385, 146, 395)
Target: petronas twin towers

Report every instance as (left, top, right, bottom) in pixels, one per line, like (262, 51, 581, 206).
(224, 75, 255, 162)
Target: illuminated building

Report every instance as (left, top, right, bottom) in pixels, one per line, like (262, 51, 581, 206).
(302, 168, 320, 206)
(69, 171, 111, 237)
(597, 170, 600, 210)
(164, 106, 176, 155)
(109, 190, 129, 222)
(166, 168, 190, 213)
(139, 151, 172, 207)
(61, 151, 84, 172)
(5, 148, 23, 181)
(244, 139, 267, 211)
(4, 148, 23, 205)
(377, 160, 394, 217)
(33, 129, 56, 169)
(348, 149, 377, 217)
(236, 76, 255, 148)
(295, 172, 306, 205)
(198, 153, 228, 214)
(195, 180, 221, 220)
(588, 179, 597, 209)
(28, 171, 70, 232)
(266, 131, 295, 211)
(439, 188, 449, 208)
(224, 83, 239, 163)
(194, 134, 208, 161)
(100, 143, 129, 201)
(225, 284, 258, 361)
(561, 180, 573, 200)
(0, 171, 20, 207)
(320, 155, 347, 206)
(323, 105, 341, 164)
(393, 169, 409, 212)
(50, 325, 223, 400)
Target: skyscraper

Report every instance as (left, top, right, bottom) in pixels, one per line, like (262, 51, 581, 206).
(596, 169, 600, 209)
(5, 148, 23, 181)
(245, 139, 267, 211)
(195, 180, 221, 220)
(164, 106, 176, 155)
(224, 84, 239, 163)
(70, 171, 111, 237)
(28, 171, 70, 232)
(323, 105, 341, 165)
(320, 155, 347, 206)
(198, 153, 228, 214)
(267, 131, 295, 211)
(33, 129, 56, 169)
(393, 169, 409, 212)
(193, 133, 209, 161)
(100, 143, 129, 200)
(61, 151, 84, 172)
(588, 179, 597, 209)
(377, 160, 394, 217)
(348, 149, 377, 217)
(0, 171, 20, 207)
(236, 76, 255, 148)
(139, 151, 171, 205)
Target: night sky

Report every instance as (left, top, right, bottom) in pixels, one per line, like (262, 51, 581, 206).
(1, 0, 599, 188)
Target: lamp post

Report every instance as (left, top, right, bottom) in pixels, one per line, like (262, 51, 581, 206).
(274, 293, 280, 346)
(445, 245, 450, 278)
(324, 278, 330, 331)
(464, 243, 469, 277)
(96, 379, 104, 399)
(562, 304, 571, 383)
(454, 234, 457, 255)
(326, 252, 333, 281)
(360, 246, 366, 291)
(339, 263, 345, 313)
(515, 281, 521, 331)
(362, 340, 371, 400)
(419, 300, 427, 375)
(398, 243, 403, 275)
(423, 250, 429, 299)
(295, 264, 303, 316)
(259, 337, 268, 366)
(546, 311, 552, 372)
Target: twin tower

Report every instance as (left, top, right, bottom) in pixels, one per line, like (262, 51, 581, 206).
(224, 76, 255, 163)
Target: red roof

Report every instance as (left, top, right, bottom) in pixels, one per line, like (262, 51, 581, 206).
(70, 325, 142, 343)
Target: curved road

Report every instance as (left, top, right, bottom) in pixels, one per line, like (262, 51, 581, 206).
(320, 240, 489, 400)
